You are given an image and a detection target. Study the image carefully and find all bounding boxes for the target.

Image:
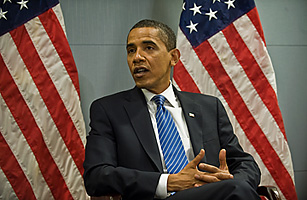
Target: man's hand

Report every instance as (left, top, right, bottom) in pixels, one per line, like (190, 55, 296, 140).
(167, 149, 206, 192)
(194, 149, 233, 187)
(167, 149, 233, 192)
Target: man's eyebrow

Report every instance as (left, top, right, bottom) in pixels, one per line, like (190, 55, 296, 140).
(142, 40, 157, 46)
(126, 43, 134, 49)
(126, 40, 158, 49)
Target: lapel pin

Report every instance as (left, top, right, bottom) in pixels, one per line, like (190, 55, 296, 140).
(189, 112, 195, 118)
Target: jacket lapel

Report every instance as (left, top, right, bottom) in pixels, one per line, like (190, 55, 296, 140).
(124, 87, 163, 172)
(174, 88, 207, 163)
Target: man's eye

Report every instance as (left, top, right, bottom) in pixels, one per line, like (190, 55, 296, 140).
(146, 46, 154, 50)
(127, 49, 135, 54)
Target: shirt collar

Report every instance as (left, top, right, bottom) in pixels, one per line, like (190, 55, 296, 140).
(141, 83, 178, 108)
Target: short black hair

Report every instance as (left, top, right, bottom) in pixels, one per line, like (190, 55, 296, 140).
(129, 19, 176, 51)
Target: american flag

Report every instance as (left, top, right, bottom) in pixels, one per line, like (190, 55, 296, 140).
(173, 0, 297, 199)
(0, 0, 87, 199)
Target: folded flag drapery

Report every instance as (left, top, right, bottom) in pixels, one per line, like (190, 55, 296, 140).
(173, 1, 297, 199)
(0, 1, 87, 199)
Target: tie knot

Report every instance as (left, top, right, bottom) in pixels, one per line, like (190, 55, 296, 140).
(152, 95, 166, 106)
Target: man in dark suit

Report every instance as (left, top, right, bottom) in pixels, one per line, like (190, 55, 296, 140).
(83, 19, 261, 200)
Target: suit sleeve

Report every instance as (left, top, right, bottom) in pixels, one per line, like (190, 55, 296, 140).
(83, 99, 161, 199)
(216, 98, 261, 189)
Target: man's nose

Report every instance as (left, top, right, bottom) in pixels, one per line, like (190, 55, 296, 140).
(133, 49, 145, 62)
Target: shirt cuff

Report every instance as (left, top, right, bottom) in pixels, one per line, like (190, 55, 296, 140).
(155, 174, 170, 199)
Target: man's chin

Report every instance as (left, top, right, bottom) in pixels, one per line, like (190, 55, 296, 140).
(135, 83, 148, 90)
(134, 80, 148, 89)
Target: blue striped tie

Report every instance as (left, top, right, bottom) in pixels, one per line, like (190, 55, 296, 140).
(152, 95, 188, 174)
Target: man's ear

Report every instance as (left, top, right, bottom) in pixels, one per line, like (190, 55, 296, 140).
(170, 48, 181, 67)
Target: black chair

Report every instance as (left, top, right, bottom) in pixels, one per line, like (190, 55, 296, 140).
(257, 186, 281, 200)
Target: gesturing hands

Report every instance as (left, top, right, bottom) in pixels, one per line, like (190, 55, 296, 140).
(167, 149, 233, 192)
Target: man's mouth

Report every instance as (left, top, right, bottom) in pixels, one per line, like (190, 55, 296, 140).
(134, 67, 149, 77)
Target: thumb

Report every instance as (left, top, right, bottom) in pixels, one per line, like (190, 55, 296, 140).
(187, 149, 205, 168)
(219, 149, 228, 170)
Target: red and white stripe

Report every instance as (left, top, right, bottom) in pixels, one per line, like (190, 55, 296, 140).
(174, 7, 296, 200)
(0, 4, 87, 200)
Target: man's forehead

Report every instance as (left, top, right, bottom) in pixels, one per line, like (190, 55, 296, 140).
(127, 27, 162, 44)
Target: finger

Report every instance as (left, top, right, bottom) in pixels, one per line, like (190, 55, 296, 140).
(194, 183, 205, 188)
(216, 172, 234, 180)
(187, 149, 205, 168)
(195, 172, 233, 183)
(198, 163, 219, 173)
(219, 149, 227, 170)
(194, 174, 220, 183)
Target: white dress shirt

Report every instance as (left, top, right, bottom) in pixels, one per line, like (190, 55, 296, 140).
(141, 83, 195, 198)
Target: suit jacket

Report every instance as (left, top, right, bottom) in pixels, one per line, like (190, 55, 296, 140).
(83, 86, 261, 200)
